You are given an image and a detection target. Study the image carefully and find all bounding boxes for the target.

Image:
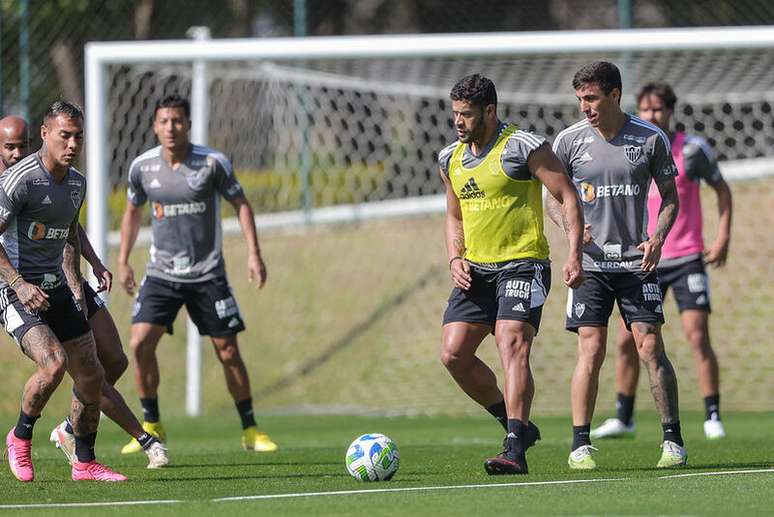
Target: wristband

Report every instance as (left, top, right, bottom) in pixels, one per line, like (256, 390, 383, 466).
(8, 274, 22, 287)
(448, 256, 463, 267)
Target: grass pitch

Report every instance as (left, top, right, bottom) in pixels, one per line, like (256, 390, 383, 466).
(0, 411, 772, 515)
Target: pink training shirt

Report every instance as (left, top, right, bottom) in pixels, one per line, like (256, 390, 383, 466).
(647, 131, 723, 261)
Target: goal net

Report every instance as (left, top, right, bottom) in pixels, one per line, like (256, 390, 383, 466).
(88, 28, 774, 416)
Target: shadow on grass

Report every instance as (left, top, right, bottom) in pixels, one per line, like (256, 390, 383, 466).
(606, 460, 774, 473)
(255, 265, 442, 398)
(164, 461, 342, 468)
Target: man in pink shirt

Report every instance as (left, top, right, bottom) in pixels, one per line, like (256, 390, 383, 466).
(591, 82, 733, 440)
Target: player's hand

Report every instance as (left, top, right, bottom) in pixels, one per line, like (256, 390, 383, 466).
(582, 224, 593, 245)
(118, 262, 136, 295)
(638, 238, 663, 272)
(449, 257, 472, 291)
(704, 239, 729, 268)
(563, 256, 584, 289)
(248, 254, 267, 288)
(93, 261, 113, 293)
(14, 280, 50, 312)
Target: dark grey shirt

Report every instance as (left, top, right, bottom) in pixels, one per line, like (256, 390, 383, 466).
(127, 144, 244, 283)
(553, 115, 677, 273)
(0, 153, 86, 289)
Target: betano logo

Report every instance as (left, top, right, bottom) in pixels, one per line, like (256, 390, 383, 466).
(27, 222, 69, 240)
(579, 182, 641, 203)
(152, 201, 207, 219)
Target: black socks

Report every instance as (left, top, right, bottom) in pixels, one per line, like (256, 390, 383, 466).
(235, 398, 257, 429)
(704, 394, 721, 421)
(140, 397, 160, 423)
(14, 410, 40, 440)
(616, 393, 636, 426)
(572, 424, 591, 451)
(662, 421, 684, 446)
(486, 400, 508, 431)
(74, 432, 97, 463)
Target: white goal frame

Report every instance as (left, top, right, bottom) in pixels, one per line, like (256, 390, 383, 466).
(84, 26, 774, 416)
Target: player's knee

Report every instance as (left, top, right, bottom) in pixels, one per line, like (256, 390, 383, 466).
(685, 328, 709, 352)
(440, 345, 469, 371)
(497, 332, 531, 363)
(578, 341, 606, 370)
(103, 353, 129, 384)
(41, 353, 68, 386)
(216, 343, 241, 364)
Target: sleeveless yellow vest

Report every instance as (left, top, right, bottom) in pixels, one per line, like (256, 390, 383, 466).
(449, 125, 549, 262)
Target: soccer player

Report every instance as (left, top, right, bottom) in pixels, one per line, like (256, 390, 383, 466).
(438, 74, 584, 475)
(0, 115, 169, 469)
(590, 82, 733, 441)
(549, 62, 686, 470)
(118, 94, 276, 453)
(0, 102, 125, 481)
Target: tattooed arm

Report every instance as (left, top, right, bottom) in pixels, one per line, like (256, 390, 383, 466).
(639, 176, 679, 272)
(0, 218, 50, 311)
(440, 168, 471, 291)
(63, 214, 85, 312)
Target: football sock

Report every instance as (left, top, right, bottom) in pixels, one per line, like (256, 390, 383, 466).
(65, 416, 74, 434)
(485, 400, 508, 431)
(14, 410, 40, 440)
(662, 421, 684, 446)
(137, 432, 156, 449)
(140, 397, 160, 423)
(616, 393, 635, 426)
(704, 394, 721, 421)
(506, 419, 525, 454)
(74, 432, 97, 463)
(235, 398, 257, 430)
(572, 424, 591, 451)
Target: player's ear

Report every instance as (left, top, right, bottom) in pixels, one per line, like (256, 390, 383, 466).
(40, 124, 48, 141)
(485, 103, 496, 119)
(611, 88, 621, 105)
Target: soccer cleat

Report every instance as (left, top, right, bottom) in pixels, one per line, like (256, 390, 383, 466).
(484, 433, 528, 475)
(121, 421, 167, 454)
(241, 426, 278, 452)
(704, 419, 726, 440)
(656, 440, 688, 468)
(568, 445, 598, 470)
(49, 420, 76, 464)
(590, 418, 636, 439)
(145, 441, 170, 469)
(72, 460, 128, 481)
(5, 428, 34, 482)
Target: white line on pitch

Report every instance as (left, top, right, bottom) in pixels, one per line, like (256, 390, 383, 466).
(213, 477, 627, 502)
(0, 499, 183, 510)
(659, 468, 774, 479)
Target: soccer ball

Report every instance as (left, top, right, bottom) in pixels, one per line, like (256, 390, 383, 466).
(345, 433, 399, 481)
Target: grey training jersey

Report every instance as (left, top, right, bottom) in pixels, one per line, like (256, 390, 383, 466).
(553, 115, 677, 273)
(682, 135, 722, 184)
(127, 144, 244, 283)
(0, 153, 86, 289)
(437, 121, 547, 180)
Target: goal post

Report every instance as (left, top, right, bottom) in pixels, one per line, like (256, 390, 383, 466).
(85, 26, 774, 416)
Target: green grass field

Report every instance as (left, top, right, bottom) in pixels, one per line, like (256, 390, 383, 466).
(1, 411, 772, 515)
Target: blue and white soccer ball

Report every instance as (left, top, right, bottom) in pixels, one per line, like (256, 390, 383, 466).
(345, 433, 400, 481)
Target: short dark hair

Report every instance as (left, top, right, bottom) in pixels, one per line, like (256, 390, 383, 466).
(44, 100, 83, 122)
(154, 93, 190, 118)
(572, 61, 622, 96)
(636, 82, 677, 111)
(450, 74, 497, 109)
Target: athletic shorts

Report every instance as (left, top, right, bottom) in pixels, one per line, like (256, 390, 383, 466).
(82, 281, 107, 320)
(565, 270, 664, 332)
(442, 260, 551, 334)
(0, 284, 91, 345)
(657, 257, 711, 313)
(132, 275, 246, 337)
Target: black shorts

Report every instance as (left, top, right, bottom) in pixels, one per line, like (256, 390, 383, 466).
(565, 270, 665, 332)
(82, 281, 107, 320)
(132, 275, 246, 337)
(0, 284, 91, 345)
(442, 261, 551, 334)
(658, 257, 711, 313)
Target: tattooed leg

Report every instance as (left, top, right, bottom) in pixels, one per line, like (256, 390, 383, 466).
(631, 322, 680, 424)
(62, 331, 104, 436)
(19, 325, 68, 416)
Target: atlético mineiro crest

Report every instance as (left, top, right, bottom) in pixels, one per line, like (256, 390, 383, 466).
(70, 189, 81, 208)
(624, 145, 642, 164)
(574, 303, 586, 318)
